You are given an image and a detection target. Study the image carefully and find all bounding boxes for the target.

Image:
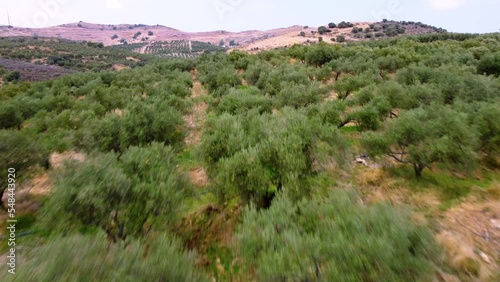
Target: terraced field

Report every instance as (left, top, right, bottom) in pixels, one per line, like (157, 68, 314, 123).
(123, 40, 227, 58)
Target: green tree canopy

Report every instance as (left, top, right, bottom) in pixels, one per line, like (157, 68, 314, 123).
(362, 105, 479, 177)
(236, 190, 439, 281)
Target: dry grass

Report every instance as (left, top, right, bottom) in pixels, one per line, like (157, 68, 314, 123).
(487, 182, 500, 199)
(353, 164, 500, 280)
(49, 151, 86, 169)
(112, 64, 130, 71)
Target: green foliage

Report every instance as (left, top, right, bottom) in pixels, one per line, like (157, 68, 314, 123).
(88, 101, 185, 153)
(228, 50, 252, 70)
(472, 102, 500, 155)
(477, 52, 500, 76)
(245, 62, 311, 95)
(318, 26, 331, 35)
(276, 83, 324, 109)
(336, 35, 346, 43)
(305, 44, 336, 66)
(0, 37, 150, 72)
(4, 70, 20, 82)
(41, 143, 187, 241)
(0, 130, 49, 202)
(362, 105, 479, 177)
(2, 31, 500, 281)
(213, 87, 273, 115)
(201, 109, 350, 206)
(337, 21, 354, 28)
(198, 57, 241, 96)
(328, 22, 336, 28)
(0, 101, 23, 129)
(1, 233, 207, 281)
(236, 190, 440, 281)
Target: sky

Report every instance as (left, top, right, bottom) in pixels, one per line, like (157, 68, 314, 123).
(1, 0, 499, 33)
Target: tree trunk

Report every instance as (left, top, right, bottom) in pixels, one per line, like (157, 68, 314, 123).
(0, 188, 5, 211)
(335, 72, 341, 81)
(413, 164, 425, 178)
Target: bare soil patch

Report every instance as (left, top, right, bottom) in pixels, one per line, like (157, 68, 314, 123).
(184, 81, 208, 147)
(49, 151, 86, 169)
(189, 167, 208, 187)
(437, 200, 500, 280)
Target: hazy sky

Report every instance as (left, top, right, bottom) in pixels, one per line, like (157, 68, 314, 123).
(1, 0, 499, 33)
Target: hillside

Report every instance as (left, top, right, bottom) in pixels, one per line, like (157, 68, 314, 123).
(0, 20, 445, 52)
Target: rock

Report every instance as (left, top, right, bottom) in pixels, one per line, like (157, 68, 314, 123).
(355, 157, 369, 167)
(490, 219, 500, 230)
(479, 252, 490, 264)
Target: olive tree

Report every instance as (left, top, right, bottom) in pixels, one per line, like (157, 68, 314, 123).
(41, 143, 187, 241)
(236, 190, 439, 281)
(202, 109, 350, 206)
(362, 105, 479, 177)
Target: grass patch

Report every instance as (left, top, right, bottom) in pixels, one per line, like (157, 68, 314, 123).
(386, 166, 497, 209)
(308, 172, 339, 197)
(206, 244, 238, 281)
(340, 125, 360, 133)
(177, 149, 202, 170)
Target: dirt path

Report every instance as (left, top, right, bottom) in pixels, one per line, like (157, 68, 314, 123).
(184, 78, 208, 147)
(184, 75, 209, 187)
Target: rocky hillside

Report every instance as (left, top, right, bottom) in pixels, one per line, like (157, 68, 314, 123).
(0, 20, 446, 52)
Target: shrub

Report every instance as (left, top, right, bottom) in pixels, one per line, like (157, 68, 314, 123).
(202, 110, 350, 206)
(477, 52, 500, 76)
(214, 87, 273, 115)
(111, 34, 118, 40)
(1, 233, 207, 281)
(305, 44, 336, 66)
(120, 102, 185, 150)
(132, 32, 142, 39)
(4, 70, 20, 82)
(88, 102, 184, 153)
(236, 190, 440, 281)
(0, 102, 23, 129)
(276, 84, 323, 109)
(0, 130, 49, 205)
(336, 35, 346, 43)
(473, 102, 500, 156)
(148, 31, 154, 36)
(337, 21, 354, 28)
(318, 26, 331, 34)
(41, 143, 187, 241)
(328, 22, 336, 28)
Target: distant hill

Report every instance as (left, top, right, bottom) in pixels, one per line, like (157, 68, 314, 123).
(0, 20, 447, 53)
